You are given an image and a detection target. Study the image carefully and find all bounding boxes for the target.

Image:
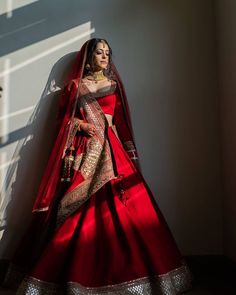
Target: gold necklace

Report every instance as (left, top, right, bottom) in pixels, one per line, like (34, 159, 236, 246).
(91, 70, 106, 82)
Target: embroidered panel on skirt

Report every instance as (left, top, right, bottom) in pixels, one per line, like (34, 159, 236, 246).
(56, 91, 117, 226)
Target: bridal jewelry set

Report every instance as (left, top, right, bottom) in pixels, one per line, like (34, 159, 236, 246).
(85, 63, 107, 83)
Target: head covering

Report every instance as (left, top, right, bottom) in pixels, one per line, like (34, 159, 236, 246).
(32, 38, 138, 221)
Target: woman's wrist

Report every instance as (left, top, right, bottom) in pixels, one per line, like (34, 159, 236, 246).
(77, 120, 85, 131)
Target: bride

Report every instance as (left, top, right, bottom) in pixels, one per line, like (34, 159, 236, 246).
(4, 38, 192, 294)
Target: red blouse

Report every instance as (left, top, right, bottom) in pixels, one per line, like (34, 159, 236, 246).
(95, 91, 133, 146)
(96, 93, 116, 116)
(96, 90, 138, 167)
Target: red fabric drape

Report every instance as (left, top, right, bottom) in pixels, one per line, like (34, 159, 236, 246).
(32, 39, 139, 221)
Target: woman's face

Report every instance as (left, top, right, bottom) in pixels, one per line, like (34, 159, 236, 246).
(93, 41, 110, 71)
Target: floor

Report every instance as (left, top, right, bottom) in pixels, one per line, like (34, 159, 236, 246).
(0, 256, 235, 294)
(186, 256, 236, 295)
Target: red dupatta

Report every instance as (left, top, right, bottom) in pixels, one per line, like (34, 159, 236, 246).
(32, 39, 139, 224)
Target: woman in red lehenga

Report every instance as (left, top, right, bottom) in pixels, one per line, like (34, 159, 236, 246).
(4, 38, 192, 294)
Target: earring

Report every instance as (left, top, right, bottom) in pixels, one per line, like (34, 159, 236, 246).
(85, 63, 90, 70)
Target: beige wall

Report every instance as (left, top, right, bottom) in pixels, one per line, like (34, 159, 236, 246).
(0, 0, 223, 258)
(115, 0, 222, 255)
(216, 0, 236, 261)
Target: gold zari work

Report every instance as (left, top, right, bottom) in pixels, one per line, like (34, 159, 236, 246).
(72, 153, 84, 171)
(80, 137, 104, 177)
(16, 264, 192, 294)
(56, 89, 116, 226)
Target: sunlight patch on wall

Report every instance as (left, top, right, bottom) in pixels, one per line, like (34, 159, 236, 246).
(0, 0, 39, 18)
(0, 59, 10, 144)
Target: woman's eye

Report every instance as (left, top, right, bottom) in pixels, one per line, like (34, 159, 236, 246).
(96, 50, 109, 56)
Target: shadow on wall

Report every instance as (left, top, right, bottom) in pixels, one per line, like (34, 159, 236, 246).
(0, 0, 101, 258)
(0, 0, 223, 258)
(0, 0, 92, 57)
(0, 0, 148, 260)
(0, 52, 80, 258)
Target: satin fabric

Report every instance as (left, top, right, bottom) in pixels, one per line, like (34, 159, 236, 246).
(94, 92, 117, 116)
(4, 90, 192, 294)
(32, 41, 139, 216)
(3, 39, 192, 294)
(24, 125, 183, 287)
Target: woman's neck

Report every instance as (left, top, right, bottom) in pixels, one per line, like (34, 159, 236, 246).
(88, 70, 107, 82)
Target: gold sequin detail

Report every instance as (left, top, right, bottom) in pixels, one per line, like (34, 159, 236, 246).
(64, 118, 80, 153)
(72, 153, 83, 171)
(16, 276, 61, 294)
(56, 138, 115, 227)
(57, 92, 117, 226)
(15, 263, 192, 294)
(80, 137, 103, 177)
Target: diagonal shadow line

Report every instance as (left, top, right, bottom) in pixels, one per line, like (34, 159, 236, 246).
(0, 0, 91, 57)
(0, 51, 79, 259)
(0, 125, 33, 149)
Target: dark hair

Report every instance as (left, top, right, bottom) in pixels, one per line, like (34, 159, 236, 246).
(83, 38, 113, 78)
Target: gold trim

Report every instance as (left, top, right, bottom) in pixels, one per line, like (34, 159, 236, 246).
(80, 137, 104, 177)
(72, 153, 84, 171)
(17, 276, 60, 295)
(16, 263, 192, 294)
(56, 90, 117, 227)
(63, 118, 80, 158)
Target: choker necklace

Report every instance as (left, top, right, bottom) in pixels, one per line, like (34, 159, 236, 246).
(89, 70, 107, 83)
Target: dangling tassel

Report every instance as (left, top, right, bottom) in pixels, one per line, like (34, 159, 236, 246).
(61, 145, 75, 182)
(115, 174, 128, 206)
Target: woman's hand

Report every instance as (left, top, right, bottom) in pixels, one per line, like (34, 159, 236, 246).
(80, 122, 96, 136)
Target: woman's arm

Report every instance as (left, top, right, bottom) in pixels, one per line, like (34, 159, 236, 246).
(113, 92, 140, 170)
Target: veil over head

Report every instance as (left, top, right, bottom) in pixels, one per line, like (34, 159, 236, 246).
(32, 38, 138, 219)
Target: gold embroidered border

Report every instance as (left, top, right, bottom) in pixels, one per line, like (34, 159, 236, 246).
(64, 118, 80, 153)
(56, 137, 115, 226)
(56, 173, 115, 227)
(79, 94, 106, 143)
(56, 92, 117, 227)
(80, 137, 104, 178)
(72, 153, 84, 171)
(15, 263, 192, 295)
(16, 275, 61, 295)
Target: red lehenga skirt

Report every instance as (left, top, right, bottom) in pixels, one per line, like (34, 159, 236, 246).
(4, 125, 192, 294)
